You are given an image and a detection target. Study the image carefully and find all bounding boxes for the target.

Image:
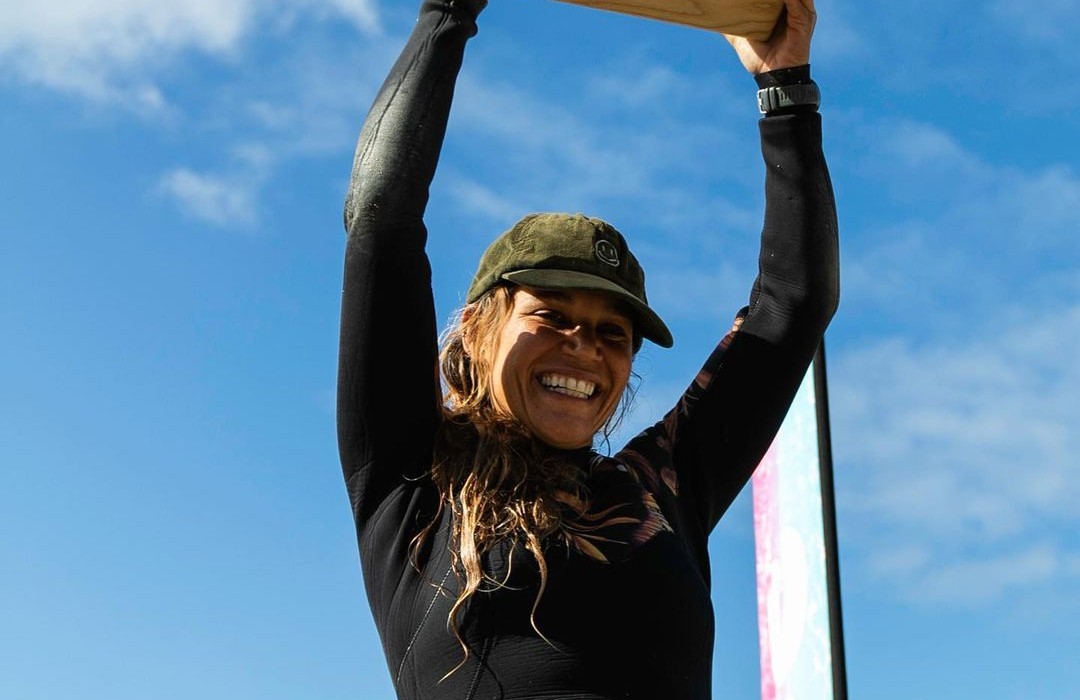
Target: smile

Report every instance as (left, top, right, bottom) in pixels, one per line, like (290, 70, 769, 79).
(539, 373, 596, 399)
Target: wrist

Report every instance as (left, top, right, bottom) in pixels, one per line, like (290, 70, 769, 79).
(757, 83, 820, 115)
(754, 65, 818, 116)
(754, 64, 812, 89)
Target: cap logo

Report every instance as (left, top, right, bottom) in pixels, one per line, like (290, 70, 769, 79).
(595, 239, 620, 267)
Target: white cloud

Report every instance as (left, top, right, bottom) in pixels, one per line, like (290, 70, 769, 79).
(156, 135, 279, 227)
(646, 262, 752, 323)
(874, 543, 1077, 607)
(831, 301, 1080, 604)
(451, 77, 635, 194)
(445, 177, 527, 223)
(820, 111, 1080, 611)
(244, 37, 400, 157)
(874, 120, 978, 172)
(837, 117, 1080, 326)
(0, 0, 254, 106)
(0, 0, 380, 109)
(148, 24, 400, 227)
(1001, 165, 1080, 234)
(158, 168, 254, 226)
(449, 61, 753, 211)
(158, 166, 260, 227)
(301, 0, 380, 34)
(585, 64, 689, 109)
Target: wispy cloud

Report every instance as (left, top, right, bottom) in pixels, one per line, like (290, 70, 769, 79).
(158, 168, 259, 227)
(449, 57, 753, 214)
(157, 143, 274, 226)
(292, 0, 380, 34)
(0, 0, 380, 111)
(585, 64, 691, 109)
(832, 301, 1079, 605)
(0, 1, 253, 109)
(231, 36, 401, 158)
(816, 0, 1079, 108)
(836, 117, 1080, 329)
(822, 116, 1078, 612)
(146, 18, 400, 226)
(866, 542, 1078, 607)
(444, 177, 528, 224)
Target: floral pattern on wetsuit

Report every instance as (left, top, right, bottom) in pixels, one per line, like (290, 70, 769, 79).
(556, 454, 673, 563)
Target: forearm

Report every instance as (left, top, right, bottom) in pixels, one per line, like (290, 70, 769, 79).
(671, 91, 839, 530)
(741, 102, 839, 345)
(344, 0, 482, 234)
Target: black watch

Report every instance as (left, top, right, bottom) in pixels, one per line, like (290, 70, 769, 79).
(756, 83, 821, 114)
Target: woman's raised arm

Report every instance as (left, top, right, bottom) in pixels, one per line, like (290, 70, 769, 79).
(666, 0, 839, 530)
(337, 0, 485, 529)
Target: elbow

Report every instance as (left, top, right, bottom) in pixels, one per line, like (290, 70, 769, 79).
(815, 269, 840, 329)
(343, 180, 381, 237)
(342, 163, 388, 236)
(796, 271, 840, 336)
(792, 243, 841, 333)
(772, 271, 840, 340)
(343, 193, 378, 238)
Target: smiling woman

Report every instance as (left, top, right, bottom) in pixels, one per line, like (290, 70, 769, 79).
(335, 0, 837, 698)
(475, 285, 635, 448)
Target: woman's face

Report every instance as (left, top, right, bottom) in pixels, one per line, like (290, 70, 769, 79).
(484, 286, 634, 449)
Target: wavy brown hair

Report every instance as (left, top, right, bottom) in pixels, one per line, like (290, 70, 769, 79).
(413, 283, 638, 673)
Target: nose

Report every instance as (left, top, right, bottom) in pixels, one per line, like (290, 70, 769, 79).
(563, 324, 601, 358)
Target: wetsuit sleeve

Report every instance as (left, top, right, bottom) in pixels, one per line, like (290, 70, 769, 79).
(337, 0, 482, 531)
(673, 105, 840, 533)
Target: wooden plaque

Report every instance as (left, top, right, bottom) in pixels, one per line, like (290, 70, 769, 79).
(550, 0, 784, 40)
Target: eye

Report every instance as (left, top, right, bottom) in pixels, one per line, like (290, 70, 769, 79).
(534, 309, 571, 328)
(599, 323, 631, 343)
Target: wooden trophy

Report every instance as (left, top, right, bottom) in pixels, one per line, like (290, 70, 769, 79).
(548, 0, 784, 40)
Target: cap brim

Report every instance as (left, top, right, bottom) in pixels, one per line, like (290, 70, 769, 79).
(502, 269, 673, 348)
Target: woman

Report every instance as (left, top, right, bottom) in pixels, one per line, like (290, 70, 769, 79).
(337, 0, 838, 697)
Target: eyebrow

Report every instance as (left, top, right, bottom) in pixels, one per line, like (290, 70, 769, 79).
(530, 289, 574, 306)
(529, 289, 633, 322)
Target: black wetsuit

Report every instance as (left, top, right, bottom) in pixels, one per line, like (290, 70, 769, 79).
(336, 1, 839, 698)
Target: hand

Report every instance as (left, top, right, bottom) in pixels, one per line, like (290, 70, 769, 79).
(724, 0, 817, 75)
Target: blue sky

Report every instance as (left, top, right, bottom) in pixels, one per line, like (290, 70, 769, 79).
(2, 0, 1077, 698)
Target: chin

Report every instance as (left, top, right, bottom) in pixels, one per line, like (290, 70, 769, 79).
(534, 430, 594, 451)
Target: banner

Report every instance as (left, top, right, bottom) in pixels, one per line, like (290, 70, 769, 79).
(752, 347, 846, 700)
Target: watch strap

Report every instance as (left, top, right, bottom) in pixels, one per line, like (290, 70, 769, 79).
(756, 82, 821, 114)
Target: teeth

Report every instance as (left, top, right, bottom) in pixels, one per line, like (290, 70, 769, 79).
(540, 373, 596, 399)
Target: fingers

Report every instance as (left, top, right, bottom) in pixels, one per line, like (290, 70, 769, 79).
(724, 0, 815, 74)
(786, 0, 818, 30)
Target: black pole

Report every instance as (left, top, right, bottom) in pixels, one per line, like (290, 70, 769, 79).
(812, 341, 848, 700)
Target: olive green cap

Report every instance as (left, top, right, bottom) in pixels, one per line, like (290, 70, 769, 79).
(466, 212, 673, 348)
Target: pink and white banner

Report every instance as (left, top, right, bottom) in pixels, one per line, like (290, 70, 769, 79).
(752, 362, 837, 700)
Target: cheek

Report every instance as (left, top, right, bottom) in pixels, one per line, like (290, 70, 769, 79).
(612, 351, 633, 388)
(490, 326, 530, 403)
(603, 354, 633, 414)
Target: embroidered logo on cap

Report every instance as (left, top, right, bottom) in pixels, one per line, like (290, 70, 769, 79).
(595, 239, 620, 267)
